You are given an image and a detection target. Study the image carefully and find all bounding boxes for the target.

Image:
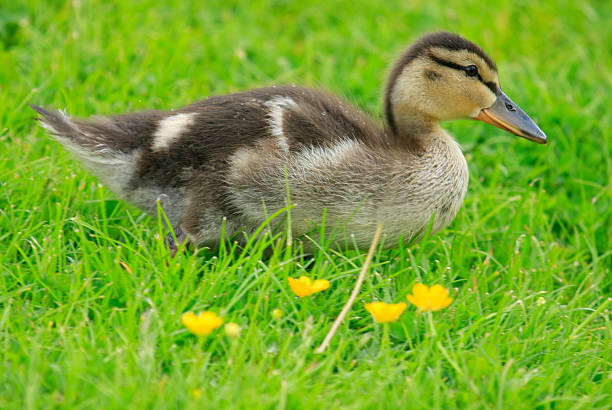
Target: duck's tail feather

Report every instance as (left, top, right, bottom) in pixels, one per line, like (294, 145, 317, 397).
(30, 104, 132, 165)
(31, 104, 144, 202)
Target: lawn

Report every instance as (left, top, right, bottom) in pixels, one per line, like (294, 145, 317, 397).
(1, 0, 611, 408)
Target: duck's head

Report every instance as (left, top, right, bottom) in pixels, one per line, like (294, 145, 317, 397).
(385, 32, 547, 144)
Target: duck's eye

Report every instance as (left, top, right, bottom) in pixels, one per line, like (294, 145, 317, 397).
(465, 65, 478, 77)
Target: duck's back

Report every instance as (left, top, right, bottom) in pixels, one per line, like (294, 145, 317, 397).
(132, 86, 384, 189)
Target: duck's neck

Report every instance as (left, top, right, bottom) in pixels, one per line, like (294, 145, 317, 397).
(389, 102, 441, 150)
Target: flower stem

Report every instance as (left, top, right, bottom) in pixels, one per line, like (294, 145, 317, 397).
(382, 323, 389, 347)
(427, 311, 436, 338)
(381, 323, 391, 364)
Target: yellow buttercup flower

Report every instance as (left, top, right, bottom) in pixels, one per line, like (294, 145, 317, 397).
(406, 283, 453, 312)
(181, 311, 224, 336)
(288, 276, 330, 297)
(365, 302, 407, 323)
(271, 308, 283, 319)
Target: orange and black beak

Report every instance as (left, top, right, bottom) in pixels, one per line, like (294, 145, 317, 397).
(475, 89, 547, 144)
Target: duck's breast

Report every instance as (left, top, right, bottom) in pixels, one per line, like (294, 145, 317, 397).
(379, 132, 469, 243)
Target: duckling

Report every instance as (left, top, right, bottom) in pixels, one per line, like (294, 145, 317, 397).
(31, 31, 546, 252)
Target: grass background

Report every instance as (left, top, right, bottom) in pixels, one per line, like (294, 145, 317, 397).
(1, 0, 611, 408)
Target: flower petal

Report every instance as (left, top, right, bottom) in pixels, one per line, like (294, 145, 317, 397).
(288, 276, 330, 297)
(181, 312, 198, 327)
(432, 296, 453, 311)
(429, 285, 452, 311)
(406, 294, 419, 308)
(181, 311, 224, 336)
(406, 283, 453, 312)
(429, 284, 449, 299)
(199, 311, 224, 328)
(288, 277, 311, 297)
(412, 283, 429, 299)
(391, 302, 408, 316)
(298, 276, 313, 285)
(311, 279, 330, 293)
(407, 283, 430, 311)
(365, 302, 407, 323)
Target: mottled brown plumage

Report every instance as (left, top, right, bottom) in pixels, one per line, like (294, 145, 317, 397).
(31, 32, 546, 251)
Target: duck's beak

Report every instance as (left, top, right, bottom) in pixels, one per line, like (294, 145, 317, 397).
(475, 89, 547, 144)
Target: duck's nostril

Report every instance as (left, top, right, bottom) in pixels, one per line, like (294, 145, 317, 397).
(505, 102, 516, 111)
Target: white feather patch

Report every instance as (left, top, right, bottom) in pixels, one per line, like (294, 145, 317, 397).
(152, 113, 196, 151)
(265, 96, 297, 153)
(297, 138, 361, 170)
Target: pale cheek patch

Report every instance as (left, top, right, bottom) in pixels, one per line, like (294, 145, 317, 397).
(152, 112, 197, 151)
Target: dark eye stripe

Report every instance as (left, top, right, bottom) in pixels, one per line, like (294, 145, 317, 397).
(429, 55, 464, 71)
(483, 81, 498, 94)
(429, 54, 498, 94)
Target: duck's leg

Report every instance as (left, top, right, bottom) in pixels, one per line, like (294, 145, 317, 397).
(165, 225, 189, 257)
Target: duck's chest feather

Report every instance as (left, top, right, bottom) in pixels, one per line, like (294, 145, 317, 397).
(378, 132, 469, 242)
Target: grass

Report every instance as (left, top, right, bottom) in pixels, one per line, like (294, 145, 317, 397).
(1, 0, 611, 408)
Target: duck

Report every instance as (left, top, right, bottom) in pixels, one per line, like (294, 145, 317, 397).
(31, 31, 547, 253)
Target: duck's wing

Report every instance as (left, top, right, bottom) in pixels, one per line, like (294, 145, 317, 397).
(174, 85, 383, 155)
(228, 86, 385, 151)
